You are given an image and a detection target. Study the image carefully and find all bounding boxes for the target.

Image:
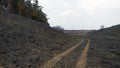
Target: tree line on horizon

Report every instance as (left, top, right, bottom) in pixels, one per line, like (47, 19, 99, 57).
(0, 0, 48, 24)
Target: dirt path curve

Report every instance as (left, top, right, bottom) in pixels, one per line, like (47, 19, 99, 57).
(75, 40, 91, 68)
(40, 40, 84, 68)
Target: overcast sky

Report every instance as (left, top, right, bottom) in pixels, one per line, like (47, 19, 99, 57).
(39, 0, 120, 30)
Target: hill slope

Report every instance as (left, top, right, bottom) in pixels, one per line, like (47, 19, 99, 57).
(87, 25, 120, 68)
(0, 14, 78, 68)
(90, 25, 120, 37)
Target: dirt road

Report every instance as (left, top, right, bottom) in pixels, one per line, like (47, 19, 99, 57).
(75, 40, 90, 68)
(40, 40, 84, 68)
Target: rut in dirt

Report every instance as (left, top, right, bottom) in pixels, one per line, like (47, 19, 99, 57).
(75, 40, 90, 68)
(53, 39, 89, 68)
(40, 40, 84, 68)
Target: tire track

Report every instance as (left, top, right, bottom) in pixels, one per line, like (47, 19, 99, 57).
(75, 40, 90, 68)
(40, 40, 84, 68)
(53, 39, 88, 68)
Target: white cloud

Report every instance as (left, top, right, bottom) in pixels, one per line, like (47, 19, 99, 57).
(39, 0, 120, 30)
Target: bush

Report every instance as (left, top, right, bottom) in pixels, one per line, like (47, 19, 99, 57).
(52, 26, 64, 31)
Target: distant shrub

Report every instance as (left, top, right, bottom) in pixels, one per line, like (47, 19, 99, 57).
(52, 26, 64, 31)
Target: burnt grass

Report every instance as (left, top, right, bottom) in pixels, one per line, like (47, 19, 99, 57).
(53, 39, 88, 68)
(0, 14, 79, 68)
(1, 12, 120, 68)
(86, 25, 120, 68)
